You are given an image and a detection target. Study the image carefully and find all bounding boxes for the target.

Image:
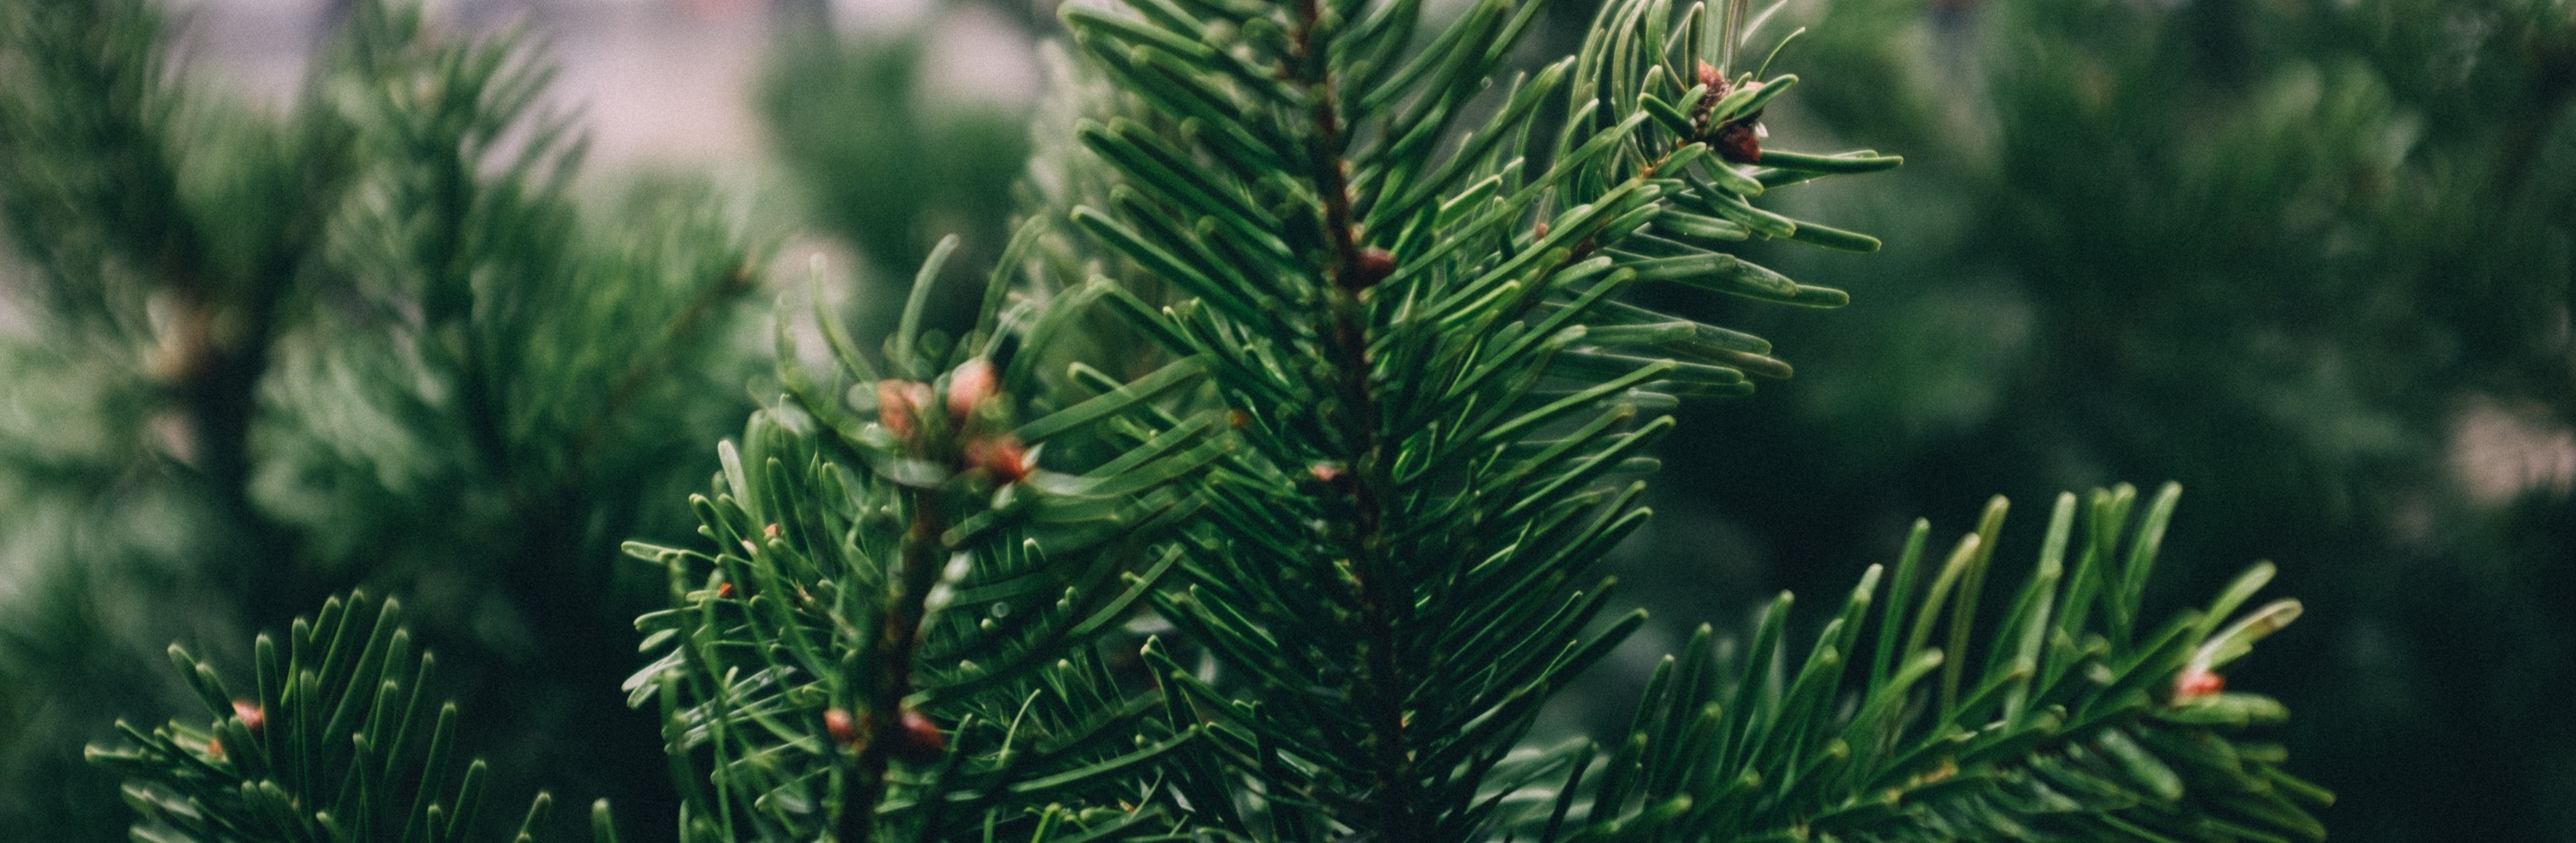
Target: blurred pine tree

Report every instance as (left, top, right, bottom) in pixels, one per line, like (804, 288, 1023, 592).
(0, 1, 766, 837)
(1650, 1, 2575, 839)
(760, 23, 1031, 343)
(6, 0, 2379, 838)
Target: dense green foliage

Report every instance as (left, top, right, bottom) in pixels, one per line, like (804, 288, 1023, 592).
(0, 0, 2411, 839)
(760, 26, 1032, 342)
(621, 233, 1224, 840)
(1669, 1, 2575, 839)
(92, 593, 570, 842)
(0, 0, 760, 836)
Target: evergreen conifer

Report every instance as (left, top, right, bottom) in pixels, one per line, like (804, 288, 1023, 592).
(5, 0, 2333, 838)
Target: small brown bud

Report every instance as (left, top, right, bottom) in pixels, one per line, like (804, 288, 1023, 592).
(824, 708, 860, 748)
(716, 582, 736, 600)
(947, 359, 997, 420)
(966, 435, 1033, 483)
(1309, 463, 1346, 483)
(1533, 220, 1551, 240)
(878, 380, 924, 440)
(206, 737, 224, 760)
(1347, 247, 1396, 289)
(1694, 65, 1752, 128)
(1714, 118, 1763, 164)
(233, 700, 265, 734)
(763, 523, 781, 539)
(890, 708, 947, 762)
(2174, 667, 2225, 700)
(1227, 410, 1250, 429)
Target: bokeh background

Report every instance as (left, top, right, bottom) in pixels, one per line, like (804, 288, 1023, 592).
(1, 0, 2568, 840)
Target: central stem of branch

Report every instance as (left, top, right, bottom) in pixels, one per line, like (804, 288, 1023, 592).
(1287, 3, 1424, 838)
(843, 505, 945, 842)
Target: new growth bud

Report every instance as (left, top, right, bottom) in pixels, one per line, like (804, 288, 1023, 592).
(232, 700, 265, 734)
(824, 708, 860, 749)
(891, 708, 948, 762)
(966, 435, 1033, 484)
(947, 359, 997, 420)
(2174, 667, 2226, 700)
(821, 705, 945, 761)
(878, 380, 931, 440)
(1347, 247, 1396, 289)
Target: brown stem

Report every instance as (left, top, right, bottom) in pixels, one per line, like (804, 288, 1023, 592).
(1282, 1, 1428, 837)
(842, 503, 948, 841)
(157, 154, 341, 629)
(1294, 51, 1708, 837)
(172, 286, 303, 619)
(1323, 293, 1419, 840)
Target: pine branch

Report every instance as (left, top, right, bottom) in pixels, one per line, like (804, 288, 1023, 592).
(86, 592, 567, 842)
(1597, 484, 2331, 842)
(11, 0, 760, 835)
(624, 237, 1226, 841)
(0, 0, 196, 335)
(0, 0, 341, 608)
(320, 0, 589, 481)
(36, 0, 2347, 837)
(1052, 0, 1899, 837)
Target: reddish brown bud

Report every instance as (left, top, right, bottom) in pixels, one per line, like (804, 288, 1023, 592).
(1309, 464, 1346, 483)
(206, 737, 224, 761)
(1714, 119, 1763, 164)
(2174, 667, 2225, 700)
(1227, 410, 1250, 429)
(1690, 62, 1732, 125)
(890, 708, 947, 762)
(233, 700, 265, 734)
(1347, 247, 1396, 289)
(716, 582, 736, 600)
(1533, 220, 1551, 240)
(877, 380, 923, 440)
(763, 523, 781, 539)
(966, 435, 1033, 483)
(824, 708, 860, 748)
(947, 359, 997, 420)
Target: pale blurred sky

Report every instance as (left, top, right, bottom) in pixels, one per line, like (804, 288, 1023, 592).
(171, 0, 1043, 180)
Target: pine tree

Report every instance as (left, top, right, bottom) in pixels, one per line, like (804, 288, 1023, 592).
(0, 0, 759, 835)
(1683, 1, 2573, 838)
(38, 0, 2334, 839)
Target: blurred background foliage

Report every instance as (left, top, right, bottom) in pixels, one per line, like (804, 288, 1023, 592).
(1633, 1, 2576, 840)
(0, 0, 2568, 840)
(0, 0, 769, 836)
(760, 16, 1030, 342)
